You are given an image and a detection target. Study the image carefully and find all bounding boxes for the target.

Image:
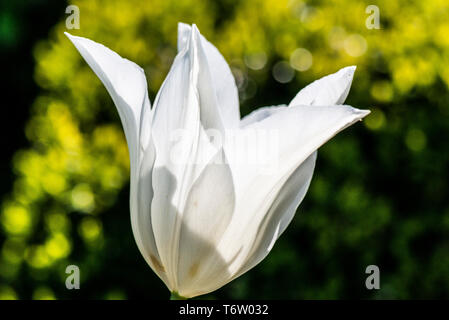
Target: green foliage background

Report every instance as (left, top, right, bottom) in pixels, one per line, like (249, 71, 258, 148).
(1, 0, 448, 299)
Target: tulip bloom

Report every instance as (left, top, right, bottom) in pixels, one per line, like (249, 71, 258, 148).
(66, 23, 369, 298)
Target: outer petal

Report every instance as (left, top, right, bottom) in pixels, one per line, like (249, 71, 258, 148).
(64, 32, 150, 162)
(230, 66, 359, 276)
(135, 142, 169, 286)
(289, 66, 356, 107)
(150, 25, 226, 290)
(178, 23, 240, 129)
(65, 33, 164, 283)
(240, 66, 355, 128)
(232, 151, 316, 279)
(218, 104, 370, 276)
(235, 66, 359, 200)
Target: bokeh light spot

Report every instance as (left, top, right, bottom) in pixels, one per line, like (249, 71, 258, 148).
(344, 34, 367, 57)
(45, 233, 71, 259)
(364, 108, 386, 130)
(42, 172, 67, 196)
(290, 48, 313, 71)
(1, 204, 32, 235)
(272, 61, 295, 83)
(405, 129, 427, 152)
(371, 81, 394, 102)
(244, 52, 267, 70)
(71, 184, 95, 213)
(328, 26, 346, 50)
(25, 246, 51, 269)
(78, 217, 102, 242)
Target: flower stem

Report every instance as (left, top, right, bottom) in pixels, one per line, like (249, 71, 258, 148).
(170, 291, 187, 300)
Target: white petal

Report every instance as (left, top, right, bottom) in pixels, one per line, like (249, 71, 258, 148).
(178, 23, 240, 129)
(227, 66, 359, 274)
(65, 33, 162, 286)
(241, 66, 356, 132)
(150, 25, 224, 289)
(289, 66, 356, 107)
(134, 142, 170, 286)
(234, 151, 316, 279)
(177, 22, 191, 52)
(218, 104, 370, 275)
(150, 43, 199, 290)
(177, 150, 235, 298)
(226, 66, 358, 272)
(64, 33, 150, 164)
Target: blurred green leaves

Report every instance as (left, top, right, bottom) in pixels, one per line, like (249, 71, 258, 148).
(1, 0, 449, 299)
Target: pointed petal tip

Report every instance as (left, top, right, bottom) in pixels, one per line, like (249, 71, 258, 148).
(191, 24, 200, 39)
(191, 24, 204, 42)
(64, 32, 82, 45)
(178, 22, 191, 34)
(346, 65, 357, 72)
(64, 31, 74, 41)
(337, 66, 357, 93)
(341, 65, 356, 77)
(361, 109, 371, 117)
(187, 24, 202, 50)
(353, 108, 371, 119)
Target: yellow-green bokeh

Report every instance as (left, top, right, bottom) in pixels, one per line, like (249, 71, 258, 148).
(1, 0, 449, 299)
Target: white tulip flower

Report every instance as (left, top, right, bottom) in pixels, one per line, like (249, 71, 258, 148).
(65, 23, 369, 299)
